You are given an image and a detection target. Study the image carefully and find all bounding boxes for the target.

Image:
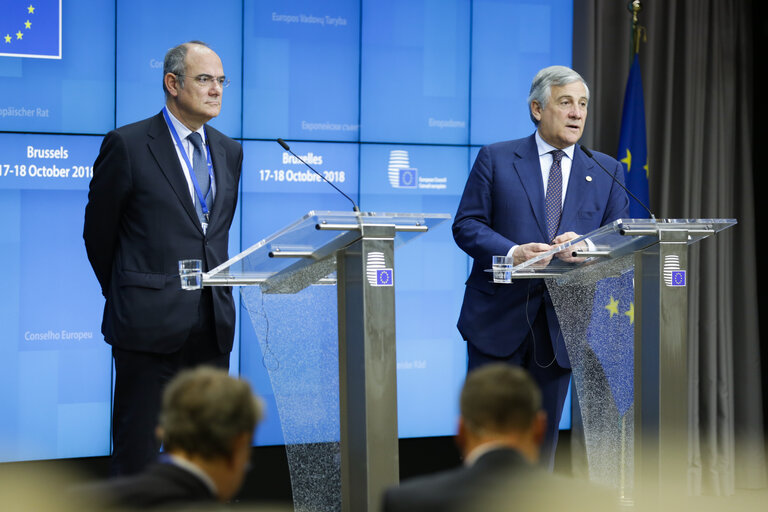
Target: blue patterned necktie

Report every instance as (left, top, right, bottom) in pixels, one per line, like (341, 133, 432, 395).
(545, 149, 565, 242)
(187, 132, 211, 223)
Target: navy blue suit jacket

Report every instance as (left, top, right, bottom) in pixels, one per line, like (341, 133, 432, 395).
(84, 112, 242, 354)
(453, 134, 629, 366)
(382, 446, 614, 512)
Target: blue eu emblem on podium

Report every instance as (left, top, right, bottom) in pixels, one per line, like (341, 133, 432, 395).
(376, 269, 393, 286)
(398, 168, 417, 188)
(670, 270, 686, 287)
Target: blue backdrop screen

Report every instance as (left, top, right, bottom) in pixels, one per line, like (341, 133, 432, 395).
(0, 0, 573, 462)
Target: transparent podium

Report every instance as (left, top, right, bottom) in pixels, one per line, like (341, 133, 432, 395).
(180, 211, 451, 512)
(496, 218, 736, 502)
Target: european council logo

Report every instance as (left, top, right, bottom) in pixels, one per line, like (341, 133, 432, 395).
(387, 150, 417, 189)
(1, 1, 62, 59)
(663, 255, 686, 287)
(366, 252, 393, 287)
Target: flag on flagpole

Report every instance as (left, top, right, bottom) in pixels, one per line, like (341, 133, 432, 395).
(617, 54, 649, 218)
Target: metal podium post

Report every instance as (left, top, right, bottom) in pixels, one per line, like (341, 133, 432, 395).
(634, 228, 690, 502)
(337, 224, 399, 512)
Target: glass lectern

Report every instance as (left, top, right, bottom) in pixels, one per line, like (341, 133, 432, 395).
(496, 218, 736, 503)
(181, 210, 451, 512)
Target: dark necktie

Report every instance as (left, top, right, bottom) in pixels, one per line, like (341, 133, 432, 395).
(545, 149, 565, 242)
(187, 132, 211, 223)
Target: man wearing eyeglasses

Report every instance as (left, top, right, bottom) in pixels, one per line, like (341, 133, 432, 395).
(83, 41, 243, 476)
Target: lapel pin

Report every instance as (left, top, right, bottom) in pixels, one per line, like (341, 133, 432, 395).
(586, 175, 593, 182)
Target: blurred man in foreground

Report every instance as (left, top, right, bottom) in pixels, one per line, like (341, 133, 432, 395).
(382, 363, 614, 512)
(85, 367, 263, 509)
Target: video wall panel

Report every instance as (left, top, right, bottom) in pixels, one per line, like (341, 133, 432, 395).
(470, 0, 573, 145)
(243, 0, 361, 142)
(360, 143, 469, 436)
(360, 0, 470, 144)
(0, 0, 114, 134)
(0, 133, 111, 462)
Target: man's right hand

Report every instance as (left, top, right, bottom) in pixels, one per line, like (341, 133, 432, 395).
(513, 242, 553, 266)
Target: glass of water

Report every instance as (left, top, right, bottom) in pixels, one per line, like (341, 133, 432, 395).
(178, 259, 203, 290)
(492, 255, 513, 284)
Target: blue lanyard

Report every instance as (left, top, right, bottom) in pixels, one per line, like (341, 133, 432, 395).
(162, 107, 214, 223)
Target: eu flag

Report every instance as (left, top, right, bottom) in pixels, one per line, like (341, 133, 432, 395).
(617, 54, 649, 218)
(0, 1, 61, 59)
(586, 271, 634, 417)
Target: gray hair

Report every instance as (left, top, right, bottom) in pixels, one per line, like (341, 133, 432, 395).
(159, 367, 264, 460)
(527, 65, 590, 125)
(460, 363, 542, 435)
(162, 40, 210, 97)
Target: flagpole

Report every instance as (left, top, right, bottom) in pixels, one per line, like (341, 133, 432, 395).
(628, 0, 647, 57)
(620, 3, 646, 506)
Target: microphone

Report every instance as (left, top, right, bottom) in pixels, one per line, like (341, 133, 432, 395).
(276, 138, 360, 212)
(580, 145, 655, 220)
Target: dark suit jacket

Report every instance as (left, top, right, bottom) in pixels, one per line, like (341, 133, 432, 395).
(80, 462, 217, 510)
(453, 134, 629, 367)
(382, 448, 536, 512)
(84, 111, 242, 354)
(382, 447, 616, 512)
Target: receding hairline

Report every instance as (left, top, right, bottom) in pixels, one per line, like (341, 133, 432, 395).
(548, 81, 589, 102)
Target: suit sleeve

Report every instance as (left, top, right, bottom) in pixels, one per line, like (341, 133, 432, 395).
(452, 145, 517, 263)
(601, 158, 631, 225)
(83, 130, 132, 296)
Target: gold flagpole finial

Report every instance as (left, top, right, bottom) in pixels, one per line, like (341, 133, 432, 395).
(627, 0, 647, 55)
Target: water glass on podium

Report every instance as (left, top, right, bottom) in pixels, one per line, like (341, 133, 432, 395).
(492, 255, 513, 284)
(179, 259, 203, 290)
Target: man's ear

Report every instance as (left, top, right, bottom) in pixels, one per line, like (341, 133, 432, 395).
(164, 73, 180, 98)
(530, 100, 543, 122)
(455, 417, 468, 456)
(227, 432, 251, 468)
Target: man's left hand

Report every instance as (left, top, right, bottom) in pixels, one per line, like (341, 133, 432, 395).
(552, 232, 587, 263)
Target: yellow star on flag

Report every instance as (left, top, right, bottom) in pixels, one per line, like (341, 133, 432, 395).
(16, 31, 23, 40)
(25, 20, 32, 29)
(4, 34, 11, 43)
(28, 5, 35, 14)
(644, 163, 649, 180)
(621, 148, 632, 172)
(605, 296, 619, 318)
(624, 302, 635, 325)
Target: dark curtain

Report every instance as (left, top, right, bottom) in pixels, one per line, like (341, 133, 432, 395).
(572, 0, 766, 494)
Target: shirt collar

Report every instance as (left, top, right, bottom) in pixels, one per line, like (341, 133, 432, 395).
(164, 107, 206, 144)
(535, 130, 575, 161)
(167, 454, 219, 497)
(463, 441, 513, 467)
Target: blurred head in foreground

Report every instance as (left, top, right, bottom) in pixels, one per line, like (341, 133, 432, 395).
(457, 362, 546, 463)
(157, 366, 263, 502)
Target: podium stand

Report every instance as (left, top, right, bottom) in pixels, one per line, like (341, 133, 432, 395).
(180, 211, 450, 512)
(504, 218, 736, 500)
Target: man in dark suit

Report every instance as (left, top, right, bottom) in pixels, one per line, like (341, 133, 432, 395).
(83, 41, 243, 475)
(453, 65, 630, 467)
(80, 367, 263, 509)
(385, 364, 583, 512)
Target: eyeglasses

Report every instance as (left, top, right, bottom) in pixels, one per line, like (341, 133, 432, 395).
(176, 74, 230, 88)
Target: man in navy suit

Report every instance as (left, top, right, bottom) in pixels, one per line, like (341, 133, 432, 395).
(453, 65, 629, 467)
(84, 41, 243, 475)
